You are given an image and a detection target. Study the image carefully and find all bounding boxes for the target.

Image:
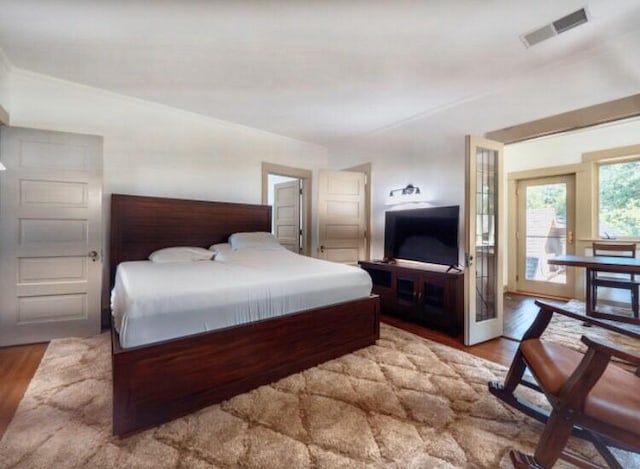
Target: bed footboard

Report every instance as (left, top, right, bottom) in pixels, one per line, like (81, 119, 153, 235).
(111, 295, 380, 436)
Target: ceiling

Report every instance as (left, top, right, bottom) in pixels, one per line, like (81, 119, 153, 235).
(1, 0, 639, 146)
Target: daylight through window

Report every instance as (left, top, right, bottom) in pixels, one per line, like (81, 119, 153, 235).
(598, 158, 640, 238)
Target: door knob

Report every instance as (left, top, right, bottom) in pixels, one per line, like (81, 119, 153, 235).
(465, 253, 474, 267)
(88, 250, 98, 262)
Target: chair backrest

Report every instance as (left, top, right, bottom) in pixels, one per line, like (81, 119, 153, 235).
(592, 242, 636, 259)
(592, 242, 637, 281)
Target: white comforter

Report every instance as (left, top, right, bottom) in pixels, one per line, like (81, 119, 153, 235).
(111, 248, 372, 348)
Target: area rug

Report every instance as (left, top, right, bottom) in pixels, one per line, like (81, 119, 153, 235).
(539, 299, 640, 357)
(1, 324, 637, 468)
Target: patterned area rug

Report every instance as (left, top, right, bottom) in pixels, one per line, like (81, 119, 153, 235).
(539, 299, 640, 358)
(1, 324, 637, 468)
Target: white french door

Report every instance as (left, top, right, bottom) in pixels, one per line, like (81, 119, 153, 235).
(464, 136, 504, 345)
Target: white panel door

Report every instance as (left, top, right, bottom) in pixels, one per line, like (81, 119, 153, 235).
(274, 179, 301, 253)
(318, 170, 366, 264)
(0, 127, 103, 346)
(464, 136, 504, 346)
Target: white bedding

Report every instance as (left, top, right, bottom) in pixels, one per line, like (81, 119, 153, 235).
(111, 248, 372, 348)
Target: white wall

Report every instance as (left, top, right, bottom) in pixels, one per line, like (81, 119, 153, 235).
(7, 68, 328, 205)
(0, 49, 10, 119)
(330, 127, 466, 261)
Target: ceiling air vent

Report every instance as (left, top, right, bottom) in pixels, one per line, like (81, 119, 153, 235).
(521, 7, 589, 48)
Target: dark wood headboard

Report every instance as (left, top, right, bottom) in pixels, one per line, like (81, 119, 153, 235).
(109, 194, 272, 285)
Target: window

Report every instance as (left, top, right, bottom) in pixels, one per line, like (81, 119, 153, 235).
(598, 158, 640, 238)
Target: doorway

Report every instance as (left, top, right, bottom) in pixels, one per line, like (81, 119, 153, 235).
(268, 175, 302, 253)
(261, 162, 312, 256)
(515, 175, 576, 298)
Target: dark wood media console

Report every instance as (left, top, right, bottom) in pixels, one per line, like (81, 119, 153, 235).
(359, 260, 464, 336)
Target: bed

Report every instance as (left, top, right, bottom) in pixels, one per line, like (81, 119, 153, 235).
(109, 194, 380, 436)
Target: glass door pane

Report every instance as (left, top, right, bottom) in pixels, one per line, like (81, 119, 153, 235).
(465, 136, 504, 346)
(516, 176, 575, 297)
(475, 148, 497, 322)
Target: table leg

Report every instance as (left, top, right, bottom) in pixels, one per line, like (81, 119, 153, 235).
(585, 267, 594, 317)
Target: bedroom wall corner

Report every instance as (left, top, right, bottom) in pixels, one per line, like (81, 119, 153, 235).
(0, 47, 12, 123)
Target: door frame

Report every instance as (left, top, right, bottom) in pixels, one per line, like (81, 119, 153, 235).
(261, 162, 312, 256)
(506, 164, 585, 296)
(514, 174, 576, 298)
(344, 162, 371, 260)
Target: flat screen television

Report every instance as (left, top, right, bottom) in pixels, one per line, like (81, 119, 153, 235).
(384, 206, 459, 267)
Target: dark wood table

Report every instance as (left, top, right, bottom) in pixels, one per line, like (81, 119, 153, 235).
(548, 254, 640, 324)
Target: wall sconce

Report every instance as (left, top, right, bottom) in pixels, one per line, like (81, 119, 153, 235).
(388, 183, 420, 198)
(386, 183, 429, 206)
(0, 161, 5, 171)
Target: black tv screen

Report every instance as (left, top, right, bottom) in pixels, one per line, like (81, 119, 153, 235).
(384, 206, 459, 267)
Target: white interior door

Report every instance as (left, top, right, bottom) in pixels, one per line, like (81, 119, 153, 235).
(0, 127, 103, 346)
(464, 136, 504, 345)
(273, 179, 301, 253)
(318, 170, 366, 264)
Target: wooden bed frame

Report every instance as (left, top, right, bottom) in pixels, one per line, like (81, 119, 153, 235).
(109, 194, 380, 436)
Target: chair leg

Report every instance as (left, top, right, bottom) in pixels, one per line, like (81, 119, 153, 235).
(531, 409, 576, 468)
(503, 349, 527, 393)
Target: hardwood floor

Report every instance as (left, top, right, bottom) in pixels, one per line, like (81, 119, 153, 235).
(0, 342, 48, 439)
(503, 293, 543, 340)
(381, 315, 519, 367)
(0, 296, 535, 440)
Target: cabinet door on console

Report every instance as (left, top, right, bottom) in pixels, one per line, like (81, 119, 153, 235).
(393, 271, 421, 320)
(418, 276, 448, 317)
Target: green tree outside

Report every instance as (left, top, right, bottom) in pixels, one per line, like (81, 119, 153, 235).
(599, 160, 640, 238)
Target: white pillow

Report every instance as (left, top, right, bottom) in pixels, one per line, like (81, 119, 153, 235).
(149, 246, 214, 263)
(209, 243, 232, 254)
(228, 232, 284, 250)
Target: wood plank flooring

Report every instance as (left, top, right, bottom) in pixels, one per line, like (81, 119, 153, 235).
(503, 293, 542, 340)
(381, 315, 519, 367)
(0, 342, 48, 439)
(0, 295, 533, 440)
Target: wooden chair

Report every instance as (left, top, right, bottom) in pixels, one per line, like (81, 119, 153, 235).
(592, 243, 639, 319)
(489, 300, 640, 468)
